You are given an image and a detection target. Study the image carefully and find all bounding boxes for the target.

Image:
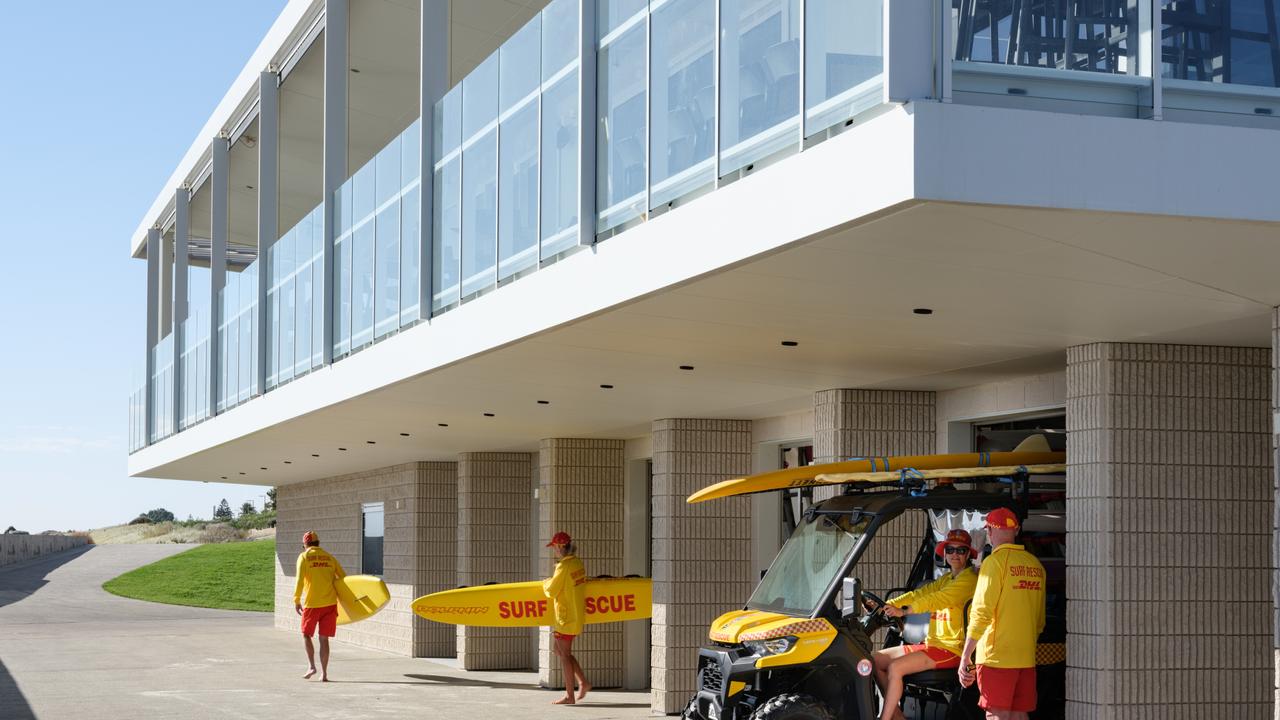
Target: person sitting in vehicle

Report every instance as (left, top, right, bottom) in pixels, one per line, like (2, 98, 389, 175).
(871, 528, 979, 720)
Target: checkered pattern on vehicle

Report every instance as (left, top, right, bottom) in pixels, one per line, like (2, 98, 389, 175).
(1036, 642, 1066, 665)
(740, 619, 833, 642)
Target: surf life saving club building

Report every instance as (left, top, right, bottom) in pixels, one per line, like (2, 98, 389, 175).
(127, 1, 1280, 717)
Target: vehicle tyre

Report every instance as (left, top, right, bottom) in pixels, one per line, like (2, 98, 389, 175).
(749, 693, 836, 720)
(681, 696, 702, 720)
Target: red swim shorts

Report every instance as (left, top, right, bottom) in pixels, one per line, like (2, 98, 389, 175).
(977, 665, 1037, 712)
(902, 643, 960, 669)
(552, 631, 577, 642)
(301, 604, 338, 638)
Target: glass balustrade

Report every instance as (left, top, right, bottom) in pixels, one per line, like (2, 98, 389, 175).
(128, 364, 147, 453)
(149, 333, 175, 443)
(178, 308, 211, 430)
(216, 260, 259, 412)
(267, 204, 324, 389)
(332, 119, 423, 358)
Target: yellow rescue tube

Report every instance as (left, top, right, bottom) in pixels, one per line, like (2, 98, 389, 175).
(412, 577, 652, 627)
(335, 574, 391, 625)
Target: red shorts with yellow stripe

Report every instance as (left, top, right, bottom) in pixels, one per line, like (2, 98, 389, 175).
(902, 643, 960, 669)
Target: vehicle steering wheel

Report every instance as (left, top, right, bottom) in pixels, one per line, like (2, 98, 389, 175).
(860, 590, 887, 615)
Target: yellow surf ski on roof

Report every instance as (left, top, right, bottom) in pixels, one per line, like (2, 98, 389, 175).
(686, 435, 1063, 504)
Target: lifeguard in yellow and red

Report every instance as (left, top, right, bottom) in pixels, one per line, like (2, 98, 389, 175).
(543, 531, 590, 705)
(293, 530, 347, 682)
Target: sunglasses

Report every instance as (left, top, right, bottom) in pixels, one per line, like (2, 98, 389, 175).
(943, 546, 970, 555)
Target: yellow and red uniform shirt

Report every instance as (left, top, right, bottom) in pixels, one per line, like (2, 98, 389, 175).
(293, 547, 347, 609)
(967, 544, 1046, 668)
(888, 566, 978, 657)
(541, 554, 587, 636)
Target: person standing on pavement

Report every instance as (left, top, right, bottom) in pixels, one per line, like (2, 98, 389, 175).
(542, 531, 590, 705)
(957, 508, 1046, 720)
(293, 530, 346, 681)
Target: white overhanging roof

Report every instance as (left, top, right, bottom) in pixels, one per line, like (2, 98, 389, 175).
(128, 0, 319, 259)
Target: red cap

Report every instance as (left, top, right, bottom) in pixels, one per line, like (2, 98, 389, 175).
(934, 529, 977, 557)
(303, 530, 319, 545)
(985, 508, 1019, 530)
(546, 531, 571, 548)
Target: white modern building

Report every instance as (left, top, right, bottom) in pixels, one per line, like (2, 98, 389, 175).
(128, 1, 1280, 717)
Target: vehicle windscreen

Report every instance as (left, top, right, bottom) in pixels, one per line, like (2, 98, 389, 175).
(746, 510, 870, 617)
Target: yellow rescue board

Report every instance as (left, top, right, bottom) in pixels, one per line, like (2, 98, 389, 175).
(816, 463, 1066, 484)
(335, 575, 391, 626)
(411, 577, 652, 628)
(687, 451, 1065, 503)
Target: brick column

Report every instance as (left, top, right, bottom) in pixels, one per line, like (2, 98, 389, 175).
(537, 438, 625, 689)
(415, 461, 458, 657)
(813, 389, 936, 596)
(651, 419, 753, 714)
(274, 461, 457, 657)
(1272, 309, 1280, 718)
(457, 452, 535, 670)
(1066, 343, 1272, 720)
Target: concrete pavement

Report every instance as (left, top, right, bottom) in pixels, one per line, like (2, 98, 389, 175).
(0, 544, 652, 720)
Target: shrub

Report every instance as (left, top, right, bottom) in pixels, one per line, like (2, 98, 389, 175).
(142, 521, 174, 539)
(197, 524, 246, 544)
(128, 515, 152, 525)
(231, 509, 277, 531)
(68, 531, 94, 545)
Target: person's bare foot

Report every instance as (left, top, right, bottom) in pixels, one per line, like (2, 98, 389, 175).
(576, 682, 591, 701)
(552, 695, 575, 705)
(303, 668, 317, 679)
(321, 675, 330, 682)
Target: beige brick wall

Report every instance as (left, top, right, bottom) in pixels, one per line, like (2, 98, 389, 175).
(457, 452, 535, 670)
(1066, 343, 1273, 720)
(813, 389, 936, 598)
(274, 461, 457, 657)
(537, 438, 625, 690)
(650, 419, 753, 714)
(0, 535, 88, 567)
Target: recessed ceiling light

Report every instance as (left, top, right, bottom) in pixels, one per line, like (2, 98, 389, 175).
(260, 467, 267, 470)
(350, 67, 361, 73)
(483, 412, 495, 417)
(399, 432, 410, 437)
(438, 423, 449, 427)
(283, 461, 292, 464)
(311, 453, 319, 457)
(679, 365, 695, 371)
(239, 472, 246, 475)
(338, 447, 347, 451)
(537, 400, 550, 405)
(220, 476, 228, 480)
(599, 384, 613, 389)
(913, 308, 933, 315)
(245, 185, 254, 190)
(781, 340, 798, 347)
(366, 440, 376, 445)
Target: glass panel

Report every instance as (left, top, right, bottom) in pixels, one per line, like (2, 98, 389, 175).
(601, 0, 648, 33)
(805, 0, 883, 135)
(650, 0, 716, 208)
(361, 502, 385, 576)
(1162, 0, 1280, 87)
(464, 52, 499, 140)
(543, 0, 580, 79)
(502, 16, 542, 112)
(351, 218, 375, 349)
(597, 5, 648, 232)
(461, 130, 497, 298)
(266, 241, 279, 388)
(951, 0, 1136, 73)
(433, 87, 463, 313)
(499, 102, 539, 281)
(541, 70, 580, 257)
(311, 212, 323, 367)
(401, 120, 421, 325)
(433, 156, 462, 312)
(720, 0, 800, 175)
(375, 201, 400, 338)
(335, 234, 351, 355)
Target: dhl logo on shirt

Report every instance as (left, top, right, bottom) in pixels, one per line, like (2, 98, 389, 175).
(309, 561, 331, 568)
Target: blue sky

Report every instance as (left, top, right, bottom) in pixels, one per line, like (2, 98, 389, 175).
(0, 1, 288, 531)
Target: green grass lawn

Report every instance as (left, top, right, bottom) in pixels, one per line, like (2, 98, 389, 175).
(103, 539, 275, 612)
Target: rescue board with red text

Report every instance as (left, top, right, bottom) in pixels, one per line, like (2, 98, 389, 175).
(411, 577, 652, 627)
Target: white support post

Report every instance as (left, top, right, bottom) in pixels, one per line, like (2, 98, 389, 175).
(174, 187, 190, 428)
(322, 0, 349, 359)
(419, 1, 449, 319)
(577, 0, 597, 247)
(210, 135, 229, 416)
(257, 69, 279, 394)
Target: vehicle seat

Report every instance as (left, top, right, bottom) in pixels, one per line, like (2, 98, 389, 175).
(900, 600, 977, 719)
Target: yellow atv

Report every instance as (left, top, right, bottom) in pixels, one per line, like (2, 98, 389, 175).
(681, 448, 1066, 720)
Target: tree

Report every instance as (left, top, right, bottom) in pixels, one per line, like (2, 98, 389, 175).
(145, 508, 175, 523)
(265, 487, 277, 511)
(239, 501, 256, 517)
(213, 499, 233, 521)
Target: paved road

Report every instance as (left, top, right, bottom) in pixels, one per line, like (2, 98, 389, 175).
(0, 544, 651, 720)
